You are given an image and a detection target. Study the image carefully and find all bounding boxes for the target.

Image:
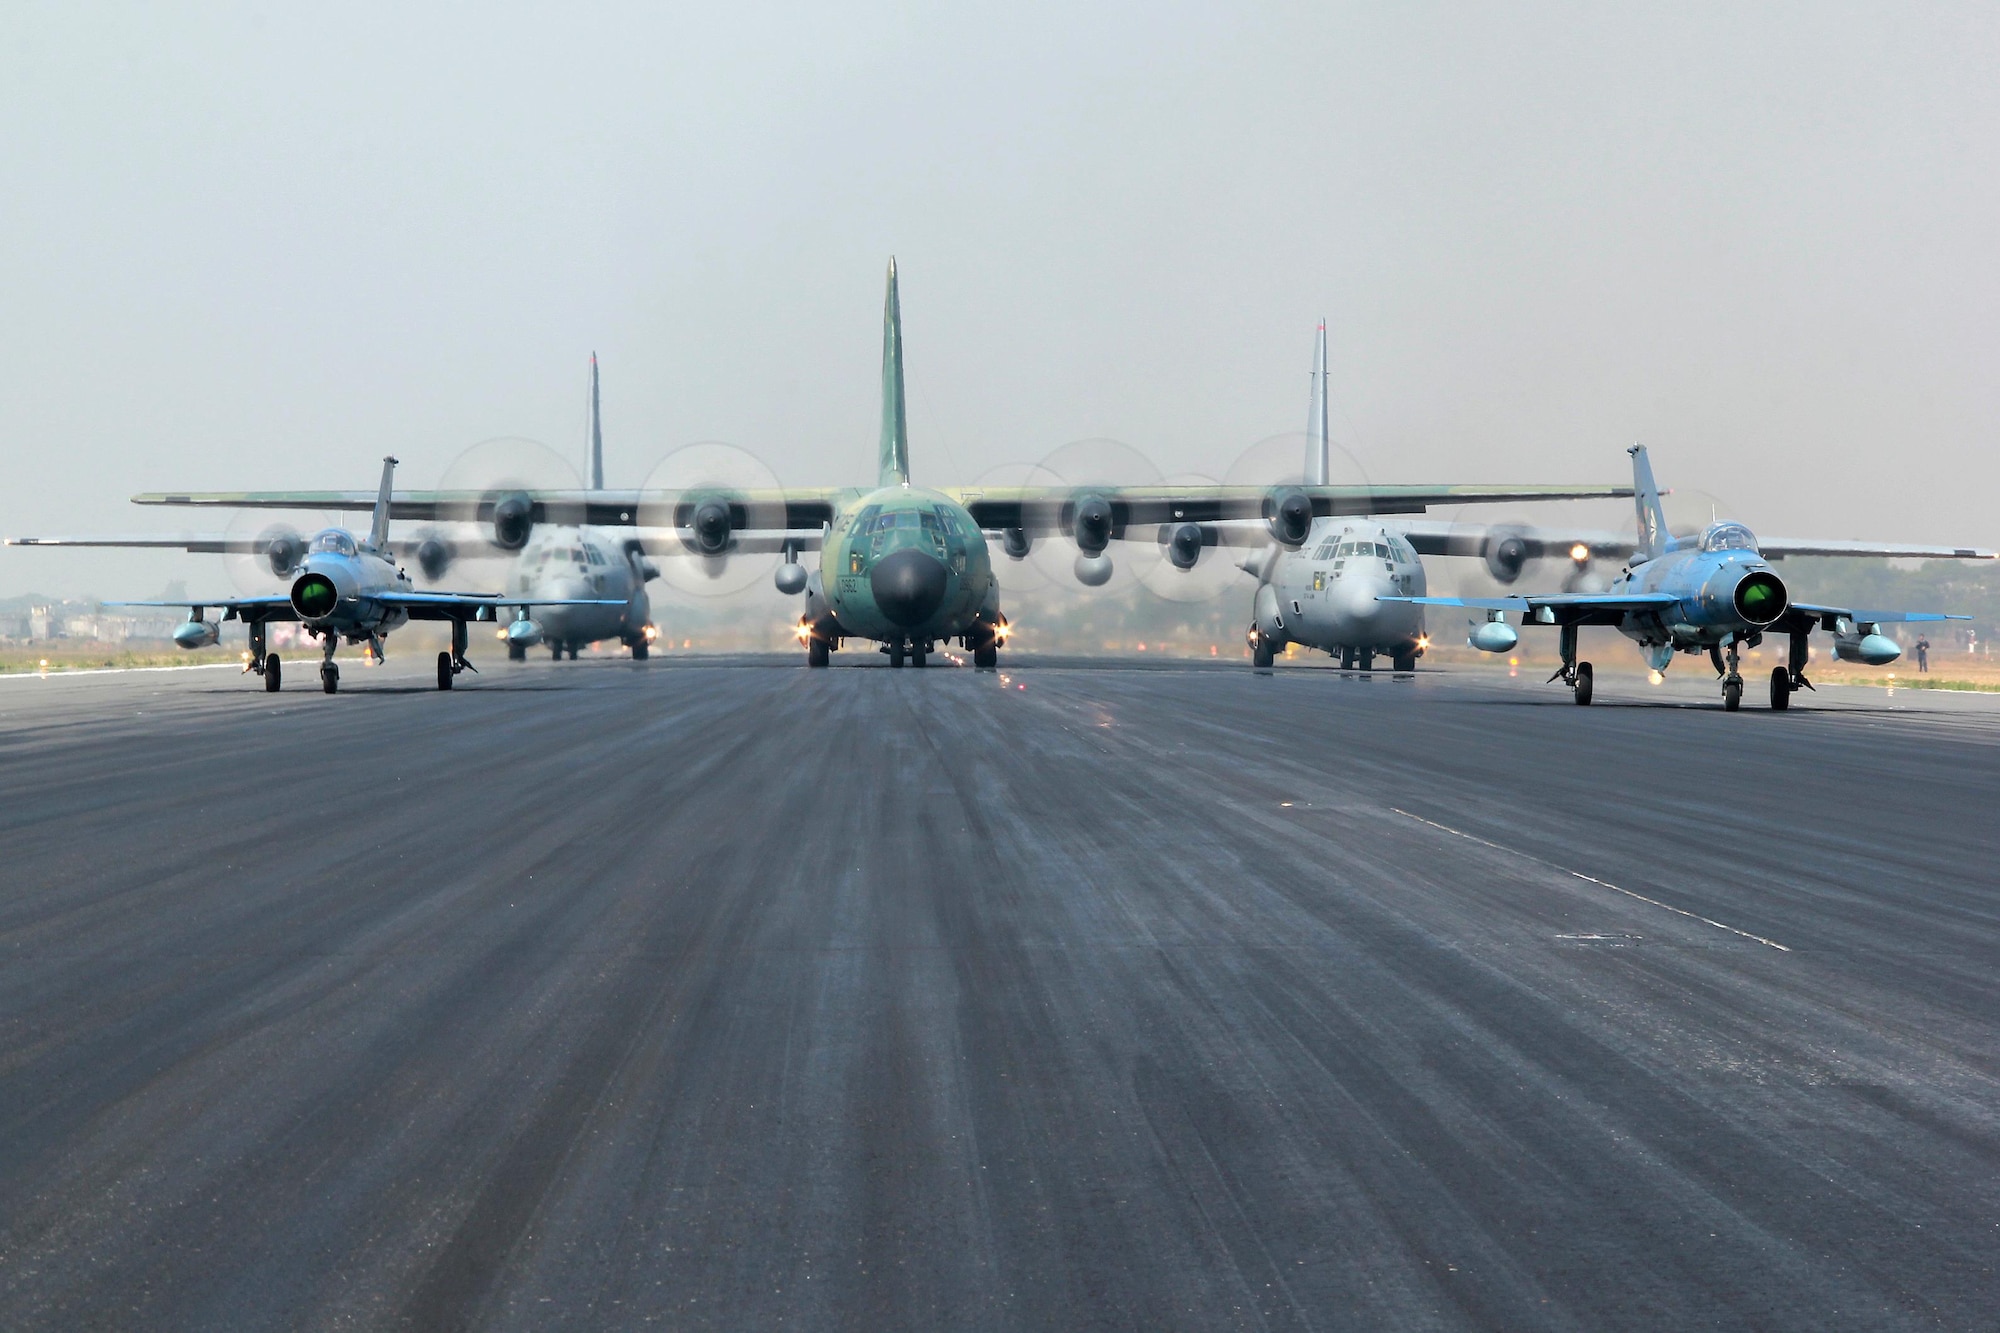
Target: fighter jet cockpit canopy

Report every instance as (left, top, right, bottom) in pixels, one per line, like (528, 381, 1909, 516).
(1699, 522, 1758, 553)
(310, 529, 358, 556)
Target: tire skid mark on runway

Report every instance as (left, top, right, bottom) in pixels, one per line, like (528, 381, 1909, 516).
(1389, 809, 1790, 952)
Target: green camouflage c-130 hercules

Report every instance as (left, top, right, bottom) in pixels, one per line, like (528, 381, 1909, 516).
(127, 261, 1636, 668)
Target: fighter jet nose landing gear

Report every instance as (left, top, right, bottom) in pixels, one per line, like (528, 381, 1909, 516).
(1720, 636, 1745, 711)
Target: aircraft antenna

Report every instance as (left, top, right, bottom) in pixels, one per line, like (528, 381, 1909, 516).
(1305, 321, 1329, 486)
(587, 352, 604, 490)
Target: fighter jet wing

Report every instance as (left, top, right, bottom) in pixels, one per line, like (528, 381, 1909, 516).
(1380, 592, 1682, 627)
(366, 591, 628, 621)
(1778, 604, 1971, 631)
(953, 484, 1632, 532)
(103, 595, 299, 620)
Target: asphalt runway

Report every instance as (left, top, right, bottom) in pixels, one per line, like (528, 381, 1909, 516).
(1, 653, 1995, 1330)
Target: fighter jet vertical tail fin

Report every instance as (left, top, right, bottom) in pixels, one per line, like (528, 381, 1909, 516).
(368, 456, 398, 553)
(878, 257, 910, 487)
(1629, 443, 1669, 560)
(1305, 321, 1330, 486)
(587, 352, 604, 490)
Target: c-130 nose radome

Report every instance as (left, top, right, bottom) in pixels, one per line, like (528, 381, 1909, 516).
(870, 547, 947, 627)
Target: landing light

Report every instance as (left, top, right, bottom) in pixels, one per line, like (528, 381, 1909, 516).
(1649, 670, 1664, 685)
(1570, 543, 1590, 563)
(643, 625, 659, 642)
(793, 619, 812, 642)
(1416, 635, 1430, 651)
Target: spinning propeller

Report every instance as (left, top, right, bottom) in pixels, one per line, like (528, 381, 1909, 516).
(637, 442, 789, 598)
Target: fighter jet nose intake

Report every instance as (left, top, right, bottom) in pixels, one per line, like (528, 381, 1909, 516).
(870, 546, 948, 627)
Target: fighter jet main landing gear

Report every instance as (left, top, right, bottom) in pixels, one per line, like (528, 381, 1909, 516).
(1779, 625, 1814, 708)
(437, 620, 476, 690)
(1553, 624, 1593, 704)
(246, 622, 280, 692)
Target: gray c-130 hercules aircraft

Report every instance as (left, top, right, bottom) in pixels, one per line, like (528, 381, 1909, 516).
(113, 260, 1638, 667)
(1384, 445, 1975, 710)
(104, 458, 621, 693)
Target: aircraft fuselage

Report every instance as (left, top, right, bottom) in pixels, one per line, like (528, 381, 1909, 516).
(812, 485, 998, 646)
(1255, 518, 1428, 659)
(286, 535, 415, 641)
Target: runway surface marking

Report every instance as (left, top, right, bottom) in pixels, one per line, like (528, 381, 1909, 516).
(1389, 807, 1792, 952)
(0, 662, 241, 683)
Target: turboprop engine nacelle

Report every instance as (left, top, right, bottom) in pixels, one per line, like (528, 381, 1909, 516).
(416, 537, 455, 581)
(491, 493, 535, 550)
(1002, 527, 1031, 560)
(1165, 523, 1204, 571)
(1484, 528, 1530, 583)
(1834, 623, 1901, 666)
(264, 533, 307, 578)
(681, 498, 734, 556)
(173, 619, 220, 649)
(1071, 495, 1114, 554)
(1264, 488, 1312, 547)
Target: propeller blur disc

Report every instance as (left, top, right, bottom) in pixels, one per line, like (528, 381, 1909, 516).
(1023, 438, 1163, 595)
(430, 436, 586, 575)
(638, 442, 786, 598)
(221, 506, 335, 595)
(969, 461, 1054, 594)
(1137, 471, 1249, 604)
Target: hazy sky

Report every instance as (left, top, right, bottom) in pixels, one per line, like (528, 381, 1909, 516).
(4, 2, 1996, 597)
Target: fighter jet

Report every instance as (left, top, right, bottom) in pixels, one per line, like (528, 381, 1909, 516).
(1239, 325, 1995, 672)
(1382, 445, 1974, 710)
(117, 261, 1637, 669)
(103, 458, 620, 693)
(13, 356, 663, 664)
